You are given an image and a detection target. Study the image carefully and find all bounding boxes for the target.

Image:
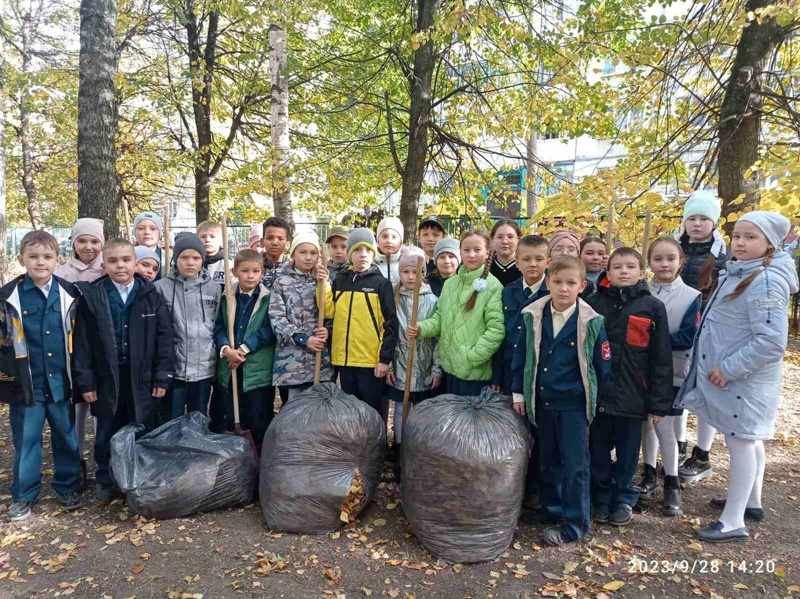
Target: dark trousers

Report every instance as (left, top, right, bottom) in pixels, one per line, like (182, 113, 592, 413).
(339, 366, 384, 413)
(538, 408, 591, 540)
(10, 394, 81, 502)
(590, 412, 643, 508)
(208, 382, 227, 433)
(525, 418, 540, 501)
(444, 373, 490, 396)
(169, 378, 212, 420)
(223, 376, 274, 454)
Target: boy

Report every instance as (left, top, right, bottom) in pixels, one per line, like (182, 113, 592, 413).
(215, 249, 276, 451)
(133, 211, 165, 280)
(375, 216, 404, 285)
(135, 246, 161, 282)
(72, 238, 174, 503)
(0, 231, 82, 519)
(321, 228, 398, 413)
(417, 217, 445, 277)
(511, 256, 612, 546)
(261, 216, 292, 290)
(197, 220, 225, 285)
(326, 225, 350, 283)
(154, 232, 221, 420)
(586, 248, 672, 527)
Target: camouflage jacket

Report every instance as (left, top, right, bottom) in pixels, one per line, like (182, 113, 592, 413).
(328, 259, 350, 283)
(268, 266, 334, 386)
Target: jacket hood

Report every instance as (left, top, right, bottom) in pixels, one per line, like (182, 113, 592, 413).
(348, 263, 382, 279)
(375, 250, 401, 264)
(649, 274, 687, 294)
(68, 253, 104, 271)
(166, 268, 212, 286)
(726, 250, 799, 294)
(522, 294, 602, 326)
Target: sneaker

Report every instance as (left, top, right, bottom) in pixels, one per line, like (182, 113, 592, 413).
(543, 525, 578, 546)
(662, 475, 682, 517)
(696, 520, 749, 543)
(58, 492, 82, 512)
(592, 504, 610, 524)
(709, 499, 765, 522)
(679, 446, 712, 483)
(609, 504, 632, 526)
(677, 441, 688, 466)
(7, 501, 33, 521)
(95, 484, 116, 504)
(634, 464, 658, 498)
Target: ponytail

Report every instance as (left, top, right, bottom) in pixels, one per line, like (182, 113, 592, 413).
(465, 248, 493, 312)
(724, 247, 775, 302)
(697, 253, 716, 293)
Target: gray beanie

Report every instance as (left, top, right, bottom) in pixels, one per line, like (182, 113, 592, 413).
(133, 211, 164, 237)
(173, 232, 205, 261)
(346, 228, 377, 258)
(737, 211, 792, 249)
(134, 246, 160, 264)
(434, 237, 461, 265)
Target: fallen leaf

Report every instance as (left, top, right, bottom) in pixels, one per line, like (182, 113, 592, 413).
(489, 571, 500, 578)
(687, 541, 703, 552)
(563, 561, 578, 574)
(95, 525, 118, 534)
(140, 553, 150, 560)
(132, 563, 145, 576)
(323, 567, 342, 584)
(362, 588, 372, 596)
(542, 572, 562, 580)
(512, 542, 521, 550)
(331, 532, 340, 540)
(373, 519, 386, 527)
(775, 566, 787, 578)
(733, 583, 749, 590)
(386, 503, 397, 510)
(452, 564, 463, 573)
(603, 580, 625, 591)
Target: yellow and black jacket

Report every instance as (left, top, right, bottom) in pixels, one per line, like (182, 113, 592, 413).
(325, 264, 398, 368)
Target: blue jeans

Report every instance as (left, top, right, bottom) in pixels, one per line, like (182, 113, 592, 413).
(169, 378, 212, 420)
(590, 413, 643, 508)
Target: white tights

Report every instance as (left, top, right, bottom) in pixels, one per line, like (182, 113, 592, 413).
(674, 410, 688, 443)
(641, 416, 680, 477)
(696, 417, 716, 452)
(720, 435, 766, 531)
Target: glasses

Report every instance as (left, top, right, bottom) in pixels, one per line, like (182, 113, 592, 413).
(551, 247, 579, 257)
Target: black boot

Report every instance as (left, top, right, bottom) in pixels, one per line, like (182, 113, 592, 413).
(394, 443, 402, 485)
(634, 464, 658, 499)
(679, 446, 712, 483)
(677, 441, 688, 466)
(662, 475, 682, 517)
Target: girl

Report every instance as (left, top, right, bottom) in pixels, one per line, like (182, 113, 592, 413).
(635, 238, 701, 516)
(135, 246, 161, 282)
(375, 216, 405, 285)
(54, 218, 105, 491)
(678, 212, 797, 543)
(408, 230, 504, 395)
(386, 247, 441, 482)
(427, 237, 460, 297)
(133, 211, 165, 280)
(490, 219, 522, 286)
(580, 236, 607, 286)
(677, 191, 728, 482)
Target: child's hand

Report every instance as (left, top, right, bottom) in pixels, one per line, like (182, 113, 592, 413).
(430, 376, 441, 390)
(386, 371, 396, 385)
(315, 263, 329, 283)
(513, 401, 526, 416)
(314, 326, 328, 343)
(406, 325, 420, 339)
(82, 390, 98, 403)
(223, 347, 245, 367)
(374, 362, 389, 378)
(707, 366, 727, 388)
(649, 414, 662, 425)
(152, 387, 166, 398)
(491, 384, 502, 393)
(306, 336, 325, 351)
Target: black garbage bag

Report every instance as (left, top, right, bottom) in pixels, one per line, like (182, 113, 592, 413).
(259, 382, 385, 534)
(111, 412, 258, 519)
(401, 388, 531, 563)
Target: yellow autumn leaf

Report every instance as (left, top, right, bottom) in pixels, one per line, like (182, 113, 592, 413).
(603, 580, 625, 591)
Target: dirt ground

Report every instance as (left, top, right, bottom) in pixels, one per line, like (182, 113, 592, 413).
(2, 350, 800, 598)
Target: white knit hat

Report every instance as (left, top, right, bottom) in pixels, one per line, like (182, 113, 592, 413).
(289, 230, 321, 257)
(377, 216, 404, 241)
(683, 190, 721, 224)
(737, 211, 792, 249)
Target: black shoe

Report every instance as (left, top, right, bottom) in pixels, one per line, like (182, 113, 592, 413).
(679, 446, 712, 483)
(543, 525, 577, 546)
(609, 504, 632, 526)
(696, 520, 749, 543)
(709, 499, 765, 522)
(662, 475, 682, 517)
(677, 441, 688, 466)
(95, 484, 115, 504)
(634, 464, 658, 498)
(592, 504, 610, 523)
(58, 492, 82, 512)
(80, 459, 88, 493)
(7, 501, 34, 521)
(523, 493, 541, 511)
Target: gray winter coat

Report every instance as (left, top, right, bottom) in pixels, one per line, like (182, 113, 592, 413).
(676, 251, 799, 440)
(390, 284, 441, 392)
(154, 269, 222, 382)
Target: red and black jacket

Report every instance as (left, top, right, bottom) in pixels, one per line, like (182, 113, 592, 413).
(586, 276, 673, 419)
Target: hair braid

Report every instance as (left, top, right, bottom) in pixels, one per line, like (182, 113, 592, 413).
(465, 247, 493, 312)
(724, 246, 775, 302)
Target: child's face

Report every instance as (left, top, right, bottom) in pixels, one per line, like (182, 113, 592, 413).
(418, 226, 444, 256)
(18, 243, 58, 285)
(293, 243, 319, 273)
(74, 235, 102, 265)
(263, 226, 289, 262)
(136, 258, 160, 281)
(135, 220, 160, 248)
(399, 265, 418, 289)
(547, 267, 587, 311)
(350, 245, 375, 272)
(580, 242, 607, 273)
(607, 254, 644, 287)
(732, 221, 770, 261)
(685, 215, 714, 242)
(378, 229, 402, 255)
(198, 229, 222, 255)
(327, 236, 348, 264)
(550, 238, 579, 259)
(492, 225, 519, 260)
(436, 252, 458, 278)
(517, 244, 548, 285)
(234, 259, 263, 292)
(461, 235, 489, 272)
(177, 249, 204, 279)
(648, 242, 682, 283)
(103, 246, 136, 285)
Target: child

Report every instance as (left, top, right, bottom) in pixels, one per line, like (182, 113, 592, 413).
(154, 232, 221, 420)
(552, 232, 597, 299)
(135, 246, 161, 282)
(586, 247, 672, 526)
(322, 228, 398, 413)
(634, 238, 701, 517)
(511, 256, 612, 545)
(0, 231, 82, 519)
(72, 238, 174, 503)
(269, 231, 333, 400)
(197, 220, 226, 285)
(386, 246, 441, 480)
(375, 216, 405, 285)
(427, 237, 460, 297)
(54, 218, 105, 491)
(489, 219, 522, 287)
(408, 230, 504, 395)
(326, 225, 351, 283)
(677, 190, 728, 481)
(215, 249, 276, 452)
(261, 216, 292, 290)
(133, 211, 165, 280)
(678, 212, 798, 543)
(417, 217, 445, 276)
(580, 236, 607, 286)
(248, 224, 264, 253)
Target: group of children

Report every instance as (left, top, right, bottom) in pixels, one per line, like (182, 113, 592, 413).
(0, 193, 796, 553)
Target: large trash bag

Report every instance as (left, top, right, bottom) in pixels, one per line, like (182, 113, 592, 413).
(401, 388, 531, 563)
(259, 382, 386, 534)
(111, 412, 258, 519)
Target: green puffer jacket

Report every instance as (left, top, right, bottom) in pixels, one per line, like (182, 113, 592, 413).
(418, 266, 504, 381)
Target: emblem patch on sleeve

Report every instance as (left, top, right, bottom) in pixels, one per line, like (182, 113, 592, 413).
(602, 341, 611, 361)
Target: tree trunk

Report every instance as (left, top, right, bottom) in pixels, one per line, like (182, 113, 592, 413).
(269, 23, 293, 228)
(0, 8, 7, 283)
(195, 168, 211, 220)
(717, 0, 784, 237)
(525, 129, 538, 218)
(398, 0, 441, 244)
(20, 14, 41, 230)
(78, 0, 119, 241)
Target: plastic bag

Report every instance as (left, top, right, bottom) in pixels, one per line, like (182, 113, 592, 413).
(111, 412, 258, 519)
(401, 388, 531, 563)
(259, 382, 386, 534)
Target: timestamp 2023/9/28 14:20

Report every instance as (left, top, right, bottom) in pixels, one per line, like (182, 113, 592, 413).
(628, 558, 778, 575)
